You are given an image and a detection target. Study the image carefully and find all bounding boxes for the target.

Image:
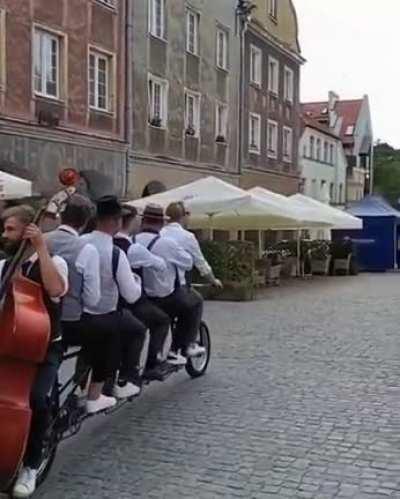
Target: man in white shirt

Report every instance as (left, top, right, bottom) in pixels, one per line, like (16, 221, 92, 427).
(81, 196, 146, 398)
(0, 205, 68, 499)
(136, 204, 206, 364)
(46, 194, 117, 415)
(114, 206, 171, 375)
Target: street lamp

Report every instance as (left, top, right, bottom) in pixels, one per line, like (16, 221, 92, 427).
(236, 0, 256, 176)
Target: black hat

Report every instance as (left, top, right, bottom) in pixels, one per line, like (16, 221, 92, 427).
(96, 195, 122, 218)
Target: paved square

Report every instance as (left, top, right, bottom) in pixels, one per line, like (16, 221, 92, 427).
(36, 275, 400, 498)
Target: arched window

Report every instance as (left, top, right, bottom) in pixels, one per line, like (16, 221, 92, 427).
(141, 180, 167, 198)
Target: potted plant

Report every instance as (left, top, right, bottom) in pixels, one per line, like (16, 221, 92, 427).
(310, 240, 331, 275)
(150, 116, 162, 127)
(185, 125, 196, 136)
(331, 239, 354, 275)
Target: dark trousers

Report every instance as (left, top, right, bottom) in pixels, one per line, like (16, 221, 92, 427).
(63, 315, 121, 383)
(151, 287, 203, 353)
(25, 341, 64, 469)
(128, 296, 170, 367)
(118, 308, 147, 382)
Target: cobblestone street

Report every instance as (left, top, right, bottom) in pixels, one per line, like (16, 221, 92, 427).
(36, 274, 400, 499)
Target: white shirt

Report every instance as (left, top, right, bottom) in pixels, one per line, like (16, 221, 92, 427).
(81, 230, 142, 314)
(56, 225, 101, 310)
(136, 231, 193, 298)
(161, 223, 212, 284)
(115, 232, 166, 272)
(0, 254, 69, 304)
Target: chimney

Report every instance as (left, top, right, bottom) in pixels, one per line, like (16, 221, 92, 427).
(328, 91, 339, 111)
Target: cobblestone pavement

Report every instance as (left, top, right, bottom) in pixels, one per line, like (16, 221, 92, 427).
(36, 274, 400, 499)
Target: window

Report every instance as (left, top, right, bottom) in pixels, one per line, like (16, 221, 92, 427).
(186, 9, 199, 55)
(96, 0, 116, 6)
(89, 51, 112, 111)
(185, 90, 200, 137)
(149, 0, 166, 39)
(310, 136, 315, 159)
(269, 0, 278, 19)
(267, 119, 278, 159)
(216, 28, 228, 70)
(345, 125, 355, 136)
(329, 183, 334, 202)
(339, 183, 343, 203)
(303, 143, 307, 158)
(250, 45, 262, 86)
(329, 144, 334, 164)
(249, 113, 261, 154)
(33, 29, 60, 98)
(324, 141, 328, 162)
(316, 138, 321, 161)
(148, 74, 168, 127)
(282, 126, 293, 162)
(283, 66, 294, 102)
(268, 56, 279, 94)
(216, 102, 228, 141)
(312, 179, 317, 198)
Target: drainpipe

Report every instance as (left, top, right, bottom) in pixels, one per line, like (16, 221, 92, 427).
(125, 0, 134, 198)
(236, 1, 255, 179)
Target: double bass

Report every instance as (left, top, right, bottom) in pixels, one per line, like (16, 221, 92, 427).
(0, 169, 80, 492)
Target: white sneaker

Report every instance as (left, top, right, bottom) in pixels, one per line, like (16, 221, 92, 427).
(186, 343, 206, 357)
(12, 467, 37, 498)
(86, 394, 117, 414)
(167, 350, 187, 366)
(112, 382, 141, 399)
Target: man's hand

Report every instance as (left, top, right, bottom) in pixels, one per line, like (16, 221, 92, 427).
(23, 224, 46, 252)
(212, 278, 223, 289)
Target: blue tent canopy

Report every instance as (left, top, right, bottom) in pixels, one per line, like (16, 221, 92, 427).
(335, 196, 400, 272)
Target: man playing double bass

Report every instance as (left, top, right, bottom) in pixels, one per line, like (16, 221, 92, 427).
(0, 205, 69, 498)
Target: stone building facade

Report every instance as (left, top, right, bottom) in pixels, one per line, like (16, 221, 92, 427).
(129, 0, 241, 198)
(0, 0, 127, 195)
(240, 0, 304, 195)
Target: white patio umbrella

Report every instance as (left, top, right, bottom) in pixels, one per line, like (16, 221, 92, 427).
(0, 171, 32, 200)
(248, 187, 332, 229)
(126, 176, 251, 216)
(290, 194, 363, 230)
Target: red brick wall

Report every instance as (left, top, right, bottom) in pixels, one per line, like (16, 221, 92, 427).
(0, 0, 125, 139)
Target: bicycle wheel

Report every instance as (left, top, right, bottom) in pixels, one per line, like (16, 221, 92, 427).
(185, 321, 211, 378)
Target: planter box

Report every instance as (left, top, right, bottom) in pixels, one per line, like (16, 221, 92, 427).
(311, 257, 331, 276)
(333, 254, 352, 275)
(196, 281, 255, 302)
(266, 264, 282, 286)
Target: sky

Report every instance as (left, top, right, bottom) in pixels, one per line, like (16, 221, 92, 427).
(295, 0, 400, 147)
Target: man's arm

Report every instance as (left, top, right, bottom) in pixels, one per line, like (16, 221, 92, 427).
(187, 233, 223, 288)
(116, 249, 142, 304)
(24, 224, 67, 298)
(127, 243, 167, 272)
(76, 243, 101, 308)
(166, 238, 193, 271)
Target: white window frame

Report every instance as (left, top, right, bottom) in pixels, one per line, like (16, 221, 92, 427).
(184, 90, 201, 138)
(316, 138, 321, 161)
(33, 28, 60, 99)
(89, 49, 112, 112)
(268, 56, 279, 95)
(250, 44, 262, 86)
(148, 74, 169, 128)
(284, 66, 294, 103)
(186, 9, 199, 55)
(215, 102, 228, 141)
(309, 135, 315, 159)
(323, 141, 329, 163)
(267, 119, 278, 159)
(216, 27, 228, 70)
(282, 126, 293, 163)
(269, 0, 278, 19)
(249, 113, 261, 154)
(149, 0, 166, 40)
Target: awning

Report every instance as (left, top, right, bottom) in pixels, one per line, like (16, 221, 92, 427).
(0, 171, 32, 200)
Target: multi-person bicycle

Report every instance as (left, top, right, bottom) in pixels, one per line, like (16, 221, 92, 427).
(29, 319, 211, 493)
